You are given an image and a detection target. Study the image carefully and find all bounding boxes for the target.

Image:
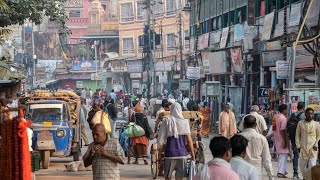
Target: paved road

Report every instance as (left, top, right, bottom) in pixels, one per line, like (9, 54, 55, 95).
(35, 115, 302, 180)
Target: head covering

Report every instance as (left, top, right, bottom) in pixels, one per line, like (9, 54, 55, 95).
(200, 102, 205, 107)
(134, 102, 143, 112)
(158, 102, 190, 145)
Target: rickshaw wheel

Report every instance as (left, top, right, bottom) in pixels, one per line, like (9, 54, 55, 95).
(41, 150, 50, 169)
(150, 145, 158, 179)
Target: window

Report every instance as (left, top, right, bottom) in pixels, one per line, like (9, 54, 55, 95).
(90, 14, 97, 24)
(137, 1, 147, 21)
(69, 10, 80, 18)
(137, 38, 143, 53)
(154, 0, 164, 18)
(121, 3, 134, 22)
(184, 30, 189, 49)
(122, 38, 134, 54)
(166, 0, 177, 16)
(176, 0, 181, 9)
(166, 33, 176, 51)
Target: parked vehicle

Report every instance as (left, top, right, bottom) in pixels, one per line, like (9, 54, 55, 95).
(25, 90, 83, 169)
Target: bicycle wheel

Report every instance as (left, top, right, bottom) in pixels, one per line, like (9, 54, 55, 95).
(150, 144, 158, 179)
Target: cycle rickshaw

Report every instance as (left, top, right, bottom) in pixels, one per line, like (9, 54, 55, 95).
(150, 111, 205, 179)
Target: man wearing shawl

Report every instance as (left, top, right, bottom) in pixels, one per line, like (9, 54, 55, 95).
(219, 104, 237, 138)
(158, 102, 195, 180)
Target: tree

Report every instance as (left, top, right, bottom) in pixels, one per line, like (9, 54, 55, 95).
(0, 0, 69, 34)
(0, 0, 12, 39)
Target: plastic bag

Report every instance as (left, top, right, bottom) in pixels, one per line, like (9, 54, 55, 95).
(92, 110, 112, 134)
(188, 160, 197, 180)
(125, 122, 145, 137)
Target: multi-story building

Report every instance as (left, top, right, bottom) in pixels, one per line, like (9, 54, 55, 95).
(113, 0, 190, 94)
(189, 0, 319, 116)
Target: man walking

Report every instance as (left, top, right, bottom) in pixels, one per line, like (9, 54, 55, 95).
(239, 115, 274, 180)
(230, 135, 258, 180)
(239, 105, 268, 136)
(287, 102, 305, 179)
(219, 104, 237, 139)
(296, 108, 320, 179)
(273, 104, 290, 178)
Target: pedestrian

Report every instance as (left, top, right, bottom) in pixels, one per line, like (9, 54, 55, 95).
(273, 104, 290, 178)
(239, 115, 274, 180)
(239, 105, 268, 136)
(219, 104, 237, 139)
(87, 102, 102, 130)
(80, 100, 89, 146)
(197, 136, 240, 180)
(230, 135, 259, 180)
(102, 99, 118, 138)
(154, 99, 171, 133)
(83, 123, 125, 179)
(158, 102, 195, 180)
(85, 88, 91, 106)
(130, 101, 153, 165)
(296, 108, 320, 179)
(110, 89, 117, 101)
(182, 94, 190, 110)
(199, 101, 211, 138)
(287, 102, 306, 179)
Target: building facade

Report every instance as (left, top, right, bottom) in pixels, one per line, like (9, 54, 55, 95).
(189, 0, 319, 116)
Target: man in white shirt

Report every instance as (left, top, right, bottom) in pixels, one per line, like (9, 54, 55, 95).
(239, 105, 268, 136)
(230, 135, 258, 180)
(182, 94, 190, 110)
(239, 115, 274, 180)
(109, 89, 117, 101)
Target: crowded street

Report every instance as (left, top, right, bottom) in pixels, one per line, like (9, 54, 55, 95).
(1, 0, 320, 180)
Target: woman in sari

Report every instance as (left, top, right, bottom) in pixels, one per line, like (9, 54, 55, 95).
(130, 101, 153, 165)
(199, 101, 211, 138)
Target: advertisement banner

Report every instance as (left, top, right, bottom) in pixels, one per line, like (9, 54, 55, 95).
(234, 24, 245, 42)
(179, 80, 190, 91)
(230, 48, 242, 73)
(220, 27, 229, 48)
(262, 12, 275, 40)
(186, 67, 201, 80)
(198, 33, 209, 50)
(289, 3, 301, 27)
(257, 86, 270, 111)
(276, 60, 291, 79)
(111, 60, 127, 72)
(72, 60, 98, 71)
(127, 60, 143, 73)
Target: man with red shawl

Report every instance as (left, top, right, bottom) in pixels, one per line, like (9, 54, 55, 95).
(219, 104, 237, 139)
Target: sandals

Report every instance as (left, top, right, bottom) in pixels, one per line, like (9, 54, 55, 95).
(133, 160, 139, 164)
(277, 173, 287, 178)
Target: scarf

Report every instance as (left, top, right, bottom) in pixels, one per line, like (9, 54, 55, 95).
(157, 103, 190, 145)
(220, 111, 235, 137)
(200, 158, 232, 180)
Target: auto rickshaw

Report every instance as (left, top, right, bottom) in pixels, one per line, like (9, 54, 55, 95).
(25, 90, 83, 169)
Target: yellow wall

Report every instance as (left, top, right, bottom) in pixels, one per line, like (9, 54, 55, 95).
(118, 0, 190, 58)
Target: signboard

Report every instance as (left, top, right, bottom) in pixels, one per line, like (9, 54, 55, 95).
(198, 33, 209, 50)
(159, 74, 168, 84)
(76, 81, 83, 89)
(234, 24, 245, 42)
(102, 71, 107, 84)
(289, 3, 301, 27)
(257, 86, 270, 111)
(206, 81, 220, 97)
(262, 51, 283, 67)
(220, 27, 229, 48)
(132, 80, 140, 89)
(127, 60, 143, 73)
(265, 41, 282, 51)
(202, 51, 227, 74)
(130, 73, 142, 78)
(187, 67, 201, 80)
(72, 60, 98, 71)
(110, 60, 127, 72)
(179, 80, 190, 91)
(230, 48, 242, 73)
(262, 12, 274, 40)
(173, 74, 180, 79)
(276, 60, 291, 79)
(209, 30, 221, 47)
(155, 61, 175, 71)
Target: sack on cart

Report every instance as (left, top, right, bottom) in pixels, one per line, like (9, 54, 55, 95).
(92, 110, 112, 134)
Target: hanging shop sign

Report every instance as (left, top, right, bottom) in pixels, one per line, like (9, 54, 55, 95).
(186, 67, 201, 80)
(110, 60, 127, 72)
(155, 61, 175, 71)
(261, 12, 274, 40)
(289, 2, 301, 27)
(179, 80, 190, 91)
(202, 51, 227, 74)
(159, 74, 168, 84)
(76, 81, 83, 89)
(234, 24, 245, 42)
(132, 80, 140, 89)
(276, 60, 291, 79)
(127, 60, 143, 73)
(230, 48, 242, 73)
(209, 30, 221, 47)
(262, 51, 283, 67)
(206, 81, 220, 97)
(130, 73, 142, 79)
(257, 86, 270, 111)
(220, 27, 229, 48)
(198, 33, 209, 50)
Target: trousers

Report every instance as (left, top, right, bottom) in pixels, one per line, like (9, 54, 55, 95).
(300, 156, 317, 178)
(277, 153, 288, 174)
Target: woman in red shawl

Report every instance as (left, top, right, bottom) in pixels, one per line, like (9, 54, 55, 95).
(130, 101, 153, 164)
(199, 101, 211, 137)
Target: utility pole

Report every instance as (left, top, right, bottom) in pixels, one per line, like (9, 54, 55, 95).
(178, 13, 184, 80)
(152, 0, 157, 96)
(94, 40, 99, 90)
